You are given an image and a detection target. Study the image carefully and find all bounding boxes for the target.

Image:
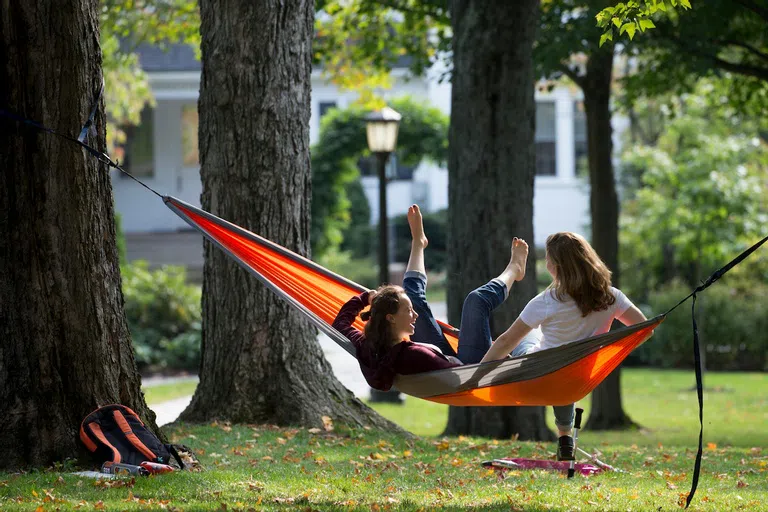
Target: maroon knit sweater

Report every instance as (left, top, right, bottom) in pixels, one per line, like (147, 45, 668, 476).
(332, 292, 459, 391)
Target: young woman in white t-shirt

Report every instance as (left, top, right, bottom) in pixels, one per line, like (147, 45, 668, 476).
(480, 231, 647, 461)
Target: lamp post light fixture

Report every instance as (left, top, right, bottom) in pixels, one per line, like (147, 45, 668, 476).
(365, 106, 402, 288)
(365, 106, 404, 405)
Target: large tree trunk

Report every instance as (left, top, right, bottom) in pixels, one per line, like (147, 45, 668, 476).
(0, 0, 158, 469)
(179, 0, 393, 430)
(581, 46, 635, 431)
(444, 0, 553, 441)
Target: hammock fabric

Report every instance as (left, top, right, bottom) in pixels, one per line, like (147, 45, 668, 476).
(165, 196, 662, 407)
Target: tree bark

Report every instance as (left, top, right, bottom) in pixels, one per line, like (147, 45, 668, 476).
(179, 0, 395, 430)
(444, 0, 553, 441)
(0, 0, 158, 469)
(581, 46, 635, 431)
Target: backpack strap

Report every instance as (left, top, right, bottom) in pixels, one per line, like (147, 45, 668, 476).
(166, 444, 186, 470)
(87, 422, 122, 463)
(112, 409, 159, 462)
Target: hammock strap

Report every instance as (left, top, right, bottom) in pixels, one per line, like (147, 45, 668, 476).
(662, 233, 768, 509)
(686, 292, 703, 509)
(0, 97, 163, 199)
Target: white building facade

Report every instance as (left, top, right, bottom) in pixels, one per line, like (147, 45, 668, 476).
(114, 45, 597, 249)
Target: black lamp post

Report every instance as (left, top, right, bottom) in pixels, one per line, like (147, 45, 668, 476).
(365, 106, 402, 287)
(365, 106, 403, 404)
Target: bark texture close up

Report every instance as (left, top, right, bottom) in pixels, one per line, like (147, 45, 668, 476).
(0, 0, 158, 469)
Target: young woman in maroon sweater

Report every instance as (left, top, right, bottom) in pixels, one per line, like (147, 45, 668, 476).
(332, 204, 532, 391)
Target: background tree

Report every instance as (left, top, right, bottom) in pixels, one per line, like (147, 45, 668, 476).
(619, 0, 768, 116)
(0, 0, 158, 468)
(536, 0, 633, 430)
(178, 0, 393, 429)
(315, 0, 552, 440)
(444, 0, 550, 440)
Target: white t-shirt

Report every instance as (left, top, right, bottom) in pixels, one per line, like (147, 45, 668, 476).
(520, 286, 634, 352)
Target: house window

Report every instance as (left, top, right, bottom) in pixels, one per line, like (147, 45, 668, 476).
(535, 101, 557, 176)
(181, 104, 199, 167)
(121, 107, 154, 178)
(319, 101, 337, 119)
(574, 101, 588, 177)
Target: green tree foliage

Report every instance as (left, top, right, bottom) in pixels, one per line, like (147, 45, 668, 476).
(311, 96, 448, 256)
(122, 262, 202, 372)
(619, 1, 768, 115)
(619, 82, 768, 300)
(633, 279, 768, 371)
(314, 0, 449, 104)
(595, 0, 692, 45)
(101, 0, 199, 150)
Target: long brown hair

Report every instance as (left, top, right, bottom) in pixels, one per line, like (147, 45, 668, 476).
(360, 285, 404, 361)
(545, 232, 615, 316)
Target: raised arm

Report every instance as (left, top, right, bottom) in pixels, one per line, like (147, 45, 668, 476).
(480, 317, 533, 363)
(332, 291, 371, 346)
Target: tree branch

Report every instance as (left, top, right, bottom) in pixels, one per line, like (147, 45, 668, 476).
(558, 63, 585, 88)
(716, 39, 768, 63)
(662, 31, 768, 82)
(731, 0, 768, 23)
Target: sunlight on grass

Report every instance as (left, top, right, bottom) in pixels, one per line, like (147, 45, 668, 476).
(142, 380, 198, 405)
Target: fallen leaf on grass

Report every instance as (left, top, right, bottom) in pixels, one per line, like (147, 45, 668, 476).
(321, 416, 334, 432)
(737, 480, 749, 488)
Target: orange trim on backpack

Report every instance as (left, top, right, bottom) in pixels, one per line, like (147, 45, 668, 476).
(79, 426, 98, 452)
(113, 410, 157, 462)
(88, 422, 121, 463)
(120, 406, 145, 426)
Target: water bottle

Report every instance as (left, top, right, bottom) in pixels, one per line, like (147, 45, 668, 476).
(101, 461, 148, 476)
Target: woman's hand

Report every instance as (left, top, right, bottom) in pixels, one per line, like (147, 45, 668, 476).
(366, 290, 377, 304)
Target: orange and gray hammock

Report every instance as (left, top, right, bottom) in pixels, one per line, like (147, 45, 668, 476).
(4, 99, 767, 509)
(165, 196, 663, 407)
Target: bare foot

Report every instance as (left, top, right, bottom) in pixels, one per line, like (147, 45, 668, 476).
(407, 204, 428, 249)
(509, 237, 528, 281)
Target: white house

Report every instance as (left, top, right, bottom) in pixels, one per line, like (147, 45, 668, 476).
(114, 44, 610, 269)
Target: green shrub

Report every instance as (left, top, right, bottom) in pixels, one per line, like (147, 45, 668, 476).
(122, 261, 202, 372)
(317, 249, 379, 290)
(633, 279, 768, 371)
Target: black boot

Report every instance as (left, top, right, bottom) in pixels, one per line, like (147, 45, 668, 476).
(557, 435, 575, 461)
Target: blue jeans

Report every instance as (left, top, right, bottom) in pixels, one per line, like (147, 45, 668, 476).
(403, 271, 537, 364)
(404, 270, 574, 429)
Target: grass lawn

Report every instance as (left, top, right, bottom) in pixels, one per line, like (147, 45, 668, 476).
(1, 369, 765, 511)
(142, 380, 199, 405)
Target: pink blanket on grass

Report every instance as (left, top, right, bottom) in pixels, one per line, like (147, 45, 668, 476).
(483, 458, 603, 476)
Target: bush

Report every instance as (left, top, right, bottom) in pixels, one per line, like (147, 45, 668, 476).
(122, 261, 202, 372)
(317, 249, 379, 290)
(632, 279, 768, 371)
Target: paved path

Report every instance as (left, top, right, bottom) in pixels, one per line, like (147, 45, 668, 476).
(149, 302, 448, 426)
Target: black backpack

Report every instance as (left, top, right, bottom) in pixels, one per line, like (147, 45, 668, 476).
(79, 404, 187, 468)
